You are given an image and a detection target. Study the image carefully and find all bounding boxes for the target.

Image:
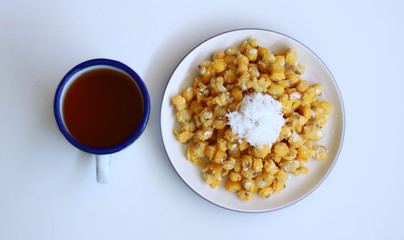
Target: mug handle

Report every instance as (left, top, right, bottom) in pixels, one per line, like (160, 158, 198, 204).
(96, 155, 111, 183)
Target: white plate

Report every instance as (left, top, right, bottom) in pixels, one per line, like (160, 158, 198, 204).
(160, 29, 345, 212)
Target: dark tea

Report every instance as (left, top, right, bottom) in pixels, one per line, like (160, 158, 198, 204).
(63, 68, 144, 149)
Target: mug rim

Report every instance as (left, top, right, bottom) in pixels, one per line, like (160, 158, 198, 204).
(54, 58, 150, 155)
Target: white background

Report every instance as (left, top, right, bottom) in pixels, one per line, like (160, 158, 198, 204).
(0, 0, 403, 239)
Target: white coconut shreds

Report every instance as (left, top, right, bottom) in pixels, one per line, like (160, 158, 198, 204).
(226, 92, 285, 147)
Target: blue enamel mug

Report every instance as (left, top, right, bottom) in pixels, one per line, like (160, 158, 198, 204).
(54, 59, 150, 183)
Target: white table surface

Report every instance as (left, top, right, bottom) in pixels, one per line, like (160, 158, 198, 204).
(1, 0, 403, 239)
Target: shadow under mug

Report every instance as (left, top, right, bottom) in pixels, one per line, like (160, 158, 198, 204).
(54, 58, 150, 183)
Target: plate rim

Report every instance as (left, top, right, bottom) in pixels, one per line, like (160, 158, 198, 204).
(160, 28, 346, 213)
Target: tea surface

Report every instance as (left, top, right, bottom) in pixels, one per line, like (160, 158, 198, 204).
(63, 68, 143, 148)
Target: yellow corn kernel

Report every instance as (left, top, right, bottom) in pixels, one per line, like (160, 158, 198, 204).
(224, 55, 236, 66)
(297, 165, 309, 175)
(224, 128, 238, 143)
(187, 145, 205, 166)
(296, 80, 309, 93)
(258, 60, 269, 73)
(321, 101, 332, 115)
(311, 101, 325, 116)
(258, 187, 274, 198)
(228, 146, 241, 158)
(288, 131, 305, 147)
(273, 179, 285, 193)
(271, 154, 282, 164)
(279, 160, 300, 173)
(199, 68, 215, 84)
(205, 96, 217, 109)
(193, 141, 208, 158)
(281, 99, 294, 115)
(225, 47, 240, 56)
(262, 172, 275, 183)
(194, 127, 213, 141)
(275, 169, 289, 182)
(230, 87, 243, 102)
(237, 72, 250, 91)
(228, 171, 241, 182)
(228, 100, 240, 112)
(241, 169, 257, 179)
(258, 46, 270, 57)
(240, 41, 250, 54)
(213, 150, 227, 164)
(248, 39, 257, 47)
(246, 77, 265, 93)
(199, 108, 215, 127)
(250, 65, 262, 78)
(302, 125, 322, 141)
(205, 144, 217, 161)
(249, 144, 270, 159)
(215, 138, 226, 151)
(172, 95, 186, 111)
(202, 162, 219, 175)
(299, 105, 311, 120)
(189, 100, 204, 114)
(279, 126, 292, 140)
(195, 82, 208, 100)
(236, 54, 249, 73)
(241, 178, 255, 192)
(241, 155, 253, 170)
(238, 189, 253, 201)
(291, 63, 305, 75)
(209, 178, 223, 189)
(186, 144, 195, 161)
(213, 51, 225, 60)
(270, 55, 285, 81)
(306, 84, 323, 98)
(225, 180, 241, 192)
(175, 131, 193, 143)
(203, 163, 222, 178)
(293, 165, 309, 176)
(210, 76, 227, 95)
(288, 113, 307, 133)
(257, 76, 271, 91)
(268, 84, 285, 98)
(239, 139, 249, 151)
(285, 48, 298, 65)
(273, 142, 289, 157)
(252, 157, 264, 173)
(297, 140, 313, 159)
(301, 91, 316, 106)
(264, 160, 279, 175)
(285, 73, 301, 86)
(222, 157, 236, 171)
(212, 58, 227, 73)
(213, 105, 227, 117)
(182, 87, 195, 102)
(212, 92, 231, 107)
(313, 145, 328, 160)
(181, 121, 196, 133)
(262, 52, 276, 63)
(223, 69, 237, 84)
(312, 127, 324, 141)
(255, 175, 269, 189)
(213, 118, 226, 130)
(245, 47, 258, 61)
(176, 109, 191, 123)
(232, 158, 242, 173)
(317, 115, 328, 127)
(283, 147, 298, 161)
